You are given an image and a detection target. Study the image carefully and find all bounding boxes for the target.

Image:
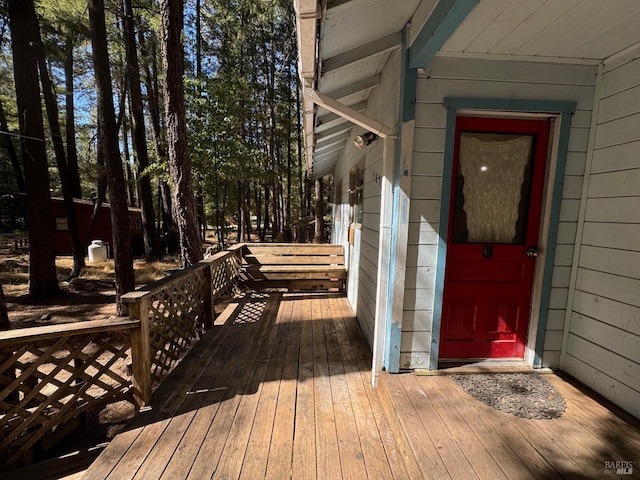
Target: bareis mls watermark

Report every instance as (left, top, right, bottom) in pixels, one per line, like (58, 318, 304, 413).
(604, 460, 634, 475)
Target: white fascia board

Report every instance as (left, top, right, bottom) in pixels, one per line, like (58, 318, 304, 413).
(294, 0, 320, 83)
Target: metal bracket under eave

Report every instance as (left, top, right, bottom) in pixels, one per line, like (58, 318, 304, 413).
(305, 89, 395, 139)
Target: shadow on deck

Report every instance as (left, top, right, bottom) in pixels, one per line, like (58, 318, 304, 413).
(79, 290, 640, 479)
(82, 292, 409, 480)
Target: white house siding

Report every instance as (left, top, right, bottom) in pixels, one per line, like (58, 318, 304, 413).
(331, 49, 401, 346)
(401, 56, 597, 369)
(563, 54, 640, 418)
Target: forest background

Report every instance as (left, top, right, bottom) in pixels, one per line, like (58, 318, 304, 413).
(0, 0, 328, 320)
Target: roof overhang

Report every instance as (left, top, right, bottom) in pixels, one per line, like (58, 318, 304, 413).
(295, 0, 640, 179)
(294, 0, 425, 179)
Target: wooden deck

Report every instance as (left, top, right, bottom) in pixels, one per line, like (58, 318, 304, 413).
(379, 372, 640, 479)
(82, 292, 409, 480)
(81, 291, 640, 479)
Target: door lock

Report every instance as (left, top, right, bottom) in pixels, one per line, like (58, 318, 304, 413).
(526, 247, 540, 258)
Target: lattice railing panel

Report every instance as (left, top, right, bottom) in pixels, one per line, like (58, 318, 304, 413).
(210, 251, 242, 299)
(146, 268, 208, 382)
(0, 326, 135, 467)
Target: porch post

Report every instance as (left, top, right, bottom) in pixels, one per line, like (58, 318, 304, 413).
(384, 27, 417, 373)
(372, 136, 396, 386)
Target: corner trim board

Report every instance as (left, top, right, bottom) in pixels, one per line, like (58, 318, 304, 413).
(385, 28, 417, 372)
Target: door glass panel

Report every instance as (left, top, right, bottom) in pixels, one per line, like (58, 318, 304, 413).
(452, 132, 535, 244)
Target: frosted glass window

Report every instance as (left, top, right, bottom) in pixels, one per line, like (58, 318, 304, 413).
(452, 132, 535, 244)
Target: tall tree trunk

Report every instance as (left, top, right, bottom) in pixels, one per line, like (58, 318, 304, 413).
(306, 172, 312, 222)
(242, 182, 251, 241)
(254, 183, 262, 241)
(33, 24, 86, 279)
(296, 71, 305, 243)
(123, 0, 160, 259)
(219, 183, 228, 249)
(284, 61, 292, 242)
(161, 0, 202, 266)
(236, 181, 242, 243)
(195, 0, 202, 77)
(88, 0, 135, 314)
(262, 180, 269, 240)
(0, 98, 25, 192)
(314, 178, 325, 244)
(9, 0, 59, 298)
(84, 132, 108, 247)
(122, 117, 137, 206)
(0, 283, 9, 330)
(160, 183, 179, 254)
(196, 186, 205, 242)
(139, 27, 179, 255)
(64, 34, 82, 199)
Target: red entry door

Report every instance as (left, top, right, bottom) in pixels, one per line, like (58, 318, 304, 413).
(439, 116, 550, 359)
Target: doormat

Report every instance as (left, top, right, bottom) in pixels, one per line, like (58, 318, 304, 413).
(451, 373, 565, 419)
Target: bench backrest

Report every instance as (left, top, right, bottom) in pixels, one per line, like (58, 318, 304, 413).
(240, 243, 346, 291)
(242, 243, 345, 267)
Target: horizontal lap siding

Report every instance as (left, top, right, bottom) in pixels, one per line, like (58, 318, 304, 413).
(331, 51, 401, 347)
(566, 55, 640, 418)
(402, 57, 596, 369)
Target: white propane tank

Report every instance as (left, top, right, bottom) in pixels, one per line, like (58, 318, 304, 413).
(88, 240, 108, 262)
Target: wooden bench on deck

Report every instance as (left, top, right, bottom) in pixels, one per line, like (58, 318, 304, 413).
(237, 243, 346, 291)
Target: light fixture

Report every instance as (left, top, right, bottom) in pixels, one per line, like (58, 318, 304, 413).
(353, 131, 378, 149)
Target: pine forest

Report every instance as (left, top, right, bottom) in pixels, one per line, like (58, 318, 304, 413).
(0, 0, 326, 311)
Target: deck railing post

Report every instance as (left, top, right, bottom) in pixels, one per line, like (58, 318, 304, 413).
(129, 298, 152, 409)
(203, 263, 214, 331)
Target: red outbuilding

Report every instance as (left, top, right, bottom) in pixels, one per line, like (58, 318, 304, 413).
(49, 197, 143, 255)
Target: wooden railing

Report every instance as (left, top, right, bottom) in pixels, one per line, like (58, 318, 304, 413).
(0, 247, 243, 468)
(0, 244, 342, 467)
(0, 319, 137, 467)
(122, 247, 242, 405)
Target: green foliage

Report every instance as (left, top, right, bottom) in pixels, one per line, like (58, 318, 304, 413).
(0, 0, 309, 242)
(185, 0, 306, 239)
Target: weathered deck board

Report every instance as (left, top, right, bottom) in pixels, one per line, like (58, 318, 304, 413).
(322, 295, 368, 480)
(238, 296, 293, 480)
(83, 292, 640, 480)
(428, 375, 537, 480)
(311, 295, 342, 480)
(186, 294, 281, 480)
(328, 294, 407, 480)
(380, 371, 640, 480)
(263, 298, 300, 480)
(291, 296, 317, 480)
(424, 376, 509, 480)
(84, 293, 409, 480)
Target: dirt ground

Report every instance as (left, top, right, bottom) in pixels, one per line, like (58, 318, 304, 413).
(0, 245, 181, 329)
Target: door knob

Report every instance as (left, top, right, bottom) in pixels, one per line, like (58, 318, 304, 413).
(526, 247, 540, 258)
